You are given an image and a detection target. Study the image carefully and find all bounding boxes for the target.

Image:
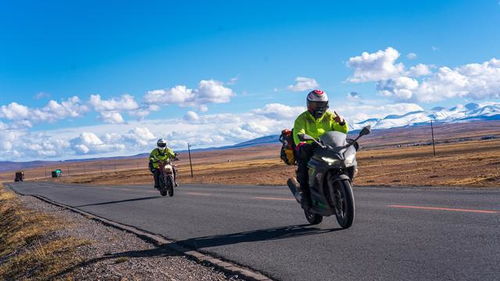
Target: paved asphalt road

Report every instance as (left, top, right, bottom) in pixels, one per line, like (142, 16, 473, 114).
(7, 182, 500, 281)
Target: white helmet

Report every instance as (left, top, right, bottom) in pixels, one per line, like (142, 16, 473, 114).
(157, 138, 167, 150)
(307, 89, 329, 118)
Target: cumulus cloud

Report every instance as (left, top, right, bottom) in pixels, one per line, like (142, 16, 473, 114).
(144, 80, 235, 110)
(89, 94, 139, 112)
(1, 100, 472, 161)
(252, 103, 305, 119)
(70, 132, 126, 155)
(347, 47, 500, 102)
(347, 47, 404, 82)
(407, 53, 417, 60)
(0, 97, 89, 127)
(183, 111, 199, 122)
(407, 64, 432, 77)
(98, 111, 125, 124)
(287, 77, 319, 92)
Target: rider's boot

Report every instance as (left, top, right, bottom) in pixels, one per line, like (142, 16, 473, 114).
(301, 187, 312, 210)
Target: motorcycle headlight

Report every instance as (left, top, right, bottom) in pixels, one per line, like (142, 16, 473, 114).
(321, 157, 340, 165)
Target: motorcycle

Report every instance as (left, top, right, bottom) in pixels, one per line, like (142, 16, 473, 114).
(287, 126, 371, 228)
(157, 159, 177, 197)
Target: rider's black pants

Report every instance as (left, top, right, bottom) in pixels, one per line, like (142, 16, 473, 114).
(296, 143, 315, 204)
(151, 169, 160, 187)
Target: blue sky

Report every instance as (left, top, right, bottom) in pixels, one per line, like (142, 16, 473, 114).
(0, 0, 499, 160)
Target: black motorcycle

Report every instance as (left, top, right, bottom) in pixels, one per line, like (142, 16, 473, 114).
(288, 126, 371, 228)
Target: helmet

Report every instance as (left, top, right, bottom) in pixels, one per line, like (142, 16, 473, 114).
(157, 138, 167, 150)
(307, 89, 329, 119)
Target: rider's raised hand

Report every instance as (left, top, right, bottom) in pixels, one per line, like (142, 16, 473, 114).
(333, 111, 346, 125)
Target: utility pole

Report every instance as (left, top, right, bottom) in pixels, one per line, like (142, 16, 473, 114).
(188, 143, 194, 178)
(430, 120, 436, 157)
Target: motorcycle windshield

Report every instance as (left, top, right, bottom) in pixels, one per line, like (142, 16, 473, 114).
(319, 131, 347, 148)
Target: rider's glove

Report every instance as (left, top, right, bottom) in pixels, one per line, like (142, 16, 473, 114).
(334, 111, 346, 126)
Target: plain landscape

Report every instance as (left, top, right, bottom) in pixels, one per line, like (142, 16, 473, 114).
(2, 121, 498, 188)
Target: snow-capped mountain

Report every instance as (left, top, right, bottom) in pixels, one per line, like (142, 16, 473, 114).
(351, 102, 500, 130)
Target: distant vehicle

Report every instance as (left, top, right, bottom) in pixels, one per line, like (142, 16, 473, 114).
(14, 171, 24, 182)
(288, 126, 371, 228)
(51, 169, 63, 178)
(156, 160, 176, 197)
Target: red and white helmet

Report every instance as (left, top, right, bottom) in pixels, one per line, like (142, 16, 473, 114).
(307, 89, 329, 118)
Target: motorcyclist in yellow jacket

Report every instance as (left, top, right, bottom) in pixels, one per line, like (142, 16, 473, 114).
(293, 90, 349, 210)
(149, 138, 178, 188)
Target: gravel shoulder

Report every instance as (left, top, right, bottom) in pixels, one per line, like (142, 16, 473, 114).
(17, 194, 245, 281)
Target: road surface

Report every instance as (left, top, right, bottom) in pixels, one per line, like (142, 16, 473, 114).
(7, 182, 500, 281)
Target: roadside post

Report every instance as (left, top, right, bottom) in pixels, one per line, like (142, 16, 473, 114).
(188, 143, 194, 178)
(430, 120, 436, 156)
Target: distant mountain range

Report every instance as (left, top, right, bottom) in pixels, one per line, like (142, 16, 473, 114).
(1, 102, 498, 172)
(353, 102, 499, 130)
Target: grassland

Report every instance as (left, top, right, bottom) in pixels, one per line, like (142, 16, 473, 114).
(0, 184, 89, 280)
(45, 138, 499, 188)
(2, 121, 498, 188)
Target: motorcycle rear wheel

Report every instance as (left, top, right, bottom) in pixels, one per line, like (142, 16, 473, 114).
(304, 209, 323, 225)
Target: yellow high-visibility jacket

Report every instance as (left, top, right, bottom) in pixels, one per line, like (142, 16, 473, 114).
(149, 148, 176, 169)
(293, 111, 349, 146)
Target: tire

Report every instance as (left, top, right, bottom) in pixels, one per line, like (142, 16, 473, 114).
(328, 178, 355, 229)
(304, 209, 323, 225)
(167, 176, 174, 197)
(159, 175, 167, 196)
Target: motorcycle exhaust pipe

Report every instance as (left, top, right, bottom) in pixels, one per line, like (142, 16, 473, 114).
(287, 178, 302, 203)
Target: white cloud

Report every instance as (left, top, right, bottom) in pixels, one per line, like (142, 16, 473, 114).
(252, 103, 305, 119)
(183, 111, 199, 122)
(347, 47, 500, 102)
(0, 97, 88, 127)
(0, 102, 30, 120)
(347, 47, 404, 82)
(379, 58, 500, 102)
(144, 80, 235, 111)
(99, 111, 125, 124)
(89, 94, 139, 112)
(407, 64, 432, 77)
(70, 132, 125, 155)
(287, 77, 319, 92)
(407, 53, 417, 60)
(35, 92, 51, 100)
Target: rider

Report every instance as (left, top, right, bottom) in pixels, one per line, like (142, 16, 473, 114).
(293, 89, 348, 210)
(149, 138, 178, 188)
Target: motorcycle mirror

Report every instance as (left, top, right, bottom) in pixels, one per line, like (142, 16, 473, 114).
(298, 133, 315, 142)
(359, 125, 371, 137)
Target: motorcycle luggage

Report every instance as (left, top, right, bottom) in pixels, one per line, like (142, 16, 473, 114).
(279, 129, 296, 165)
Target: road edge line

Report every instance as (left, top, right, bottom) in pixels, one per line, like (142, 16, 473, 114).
(6, 184, 273, 281)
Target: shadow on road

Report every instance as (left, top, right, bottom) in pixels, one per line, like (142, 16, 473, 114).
(50, 224, 341, 278)
(74, 196, 162, 208)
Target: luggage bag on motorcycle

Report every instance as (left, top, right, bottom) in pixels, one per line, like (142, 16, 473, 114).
(279, 129, 296, 165)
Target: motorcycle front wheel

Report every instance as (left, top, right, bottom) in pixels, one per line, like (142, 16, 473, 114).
(159, 175, 168, 196)
(167, 175, 174, 197)
(328, 178, 355, 228)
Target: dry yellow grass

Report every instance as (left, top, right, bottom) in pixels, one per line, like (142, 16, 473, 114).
(53, 139, 499, 188)
(0, 184, 89, 281)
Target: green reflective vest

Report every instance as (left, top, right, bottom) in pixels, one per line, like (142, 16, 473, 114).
(293, 111, 349, 146)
